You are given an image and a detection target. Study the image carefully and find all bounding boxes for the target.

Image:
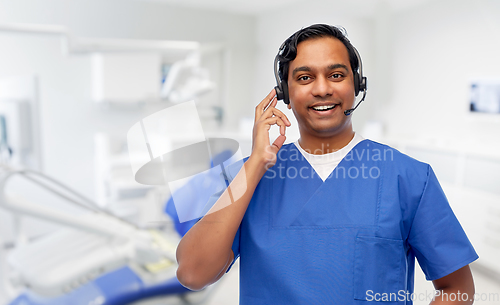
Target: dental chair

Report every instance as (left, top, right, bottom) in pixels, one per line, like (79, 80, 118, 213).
(0, 164, 221, 305)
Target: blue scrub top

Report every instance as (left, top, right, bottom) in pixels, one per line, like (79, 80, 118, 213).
(212, 140, 477, 304)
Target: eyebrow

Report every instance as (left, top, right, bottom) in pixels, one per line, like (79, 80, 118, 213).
(292, 64, 349, 77)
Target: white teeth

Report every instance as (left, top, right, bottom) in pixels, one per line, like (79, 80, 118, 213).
(312, 105, 336, 111)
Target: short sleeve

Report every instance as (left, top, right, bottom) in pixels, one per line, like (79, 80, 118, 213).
(408, 165, 478, 280)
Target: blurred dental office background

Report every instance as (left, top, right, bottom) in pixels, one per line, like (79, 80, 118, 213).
(0, 0, 499, 304)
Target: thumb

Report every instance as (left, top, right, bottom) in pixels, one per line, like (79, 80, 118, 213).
(270, 135, 286, 154)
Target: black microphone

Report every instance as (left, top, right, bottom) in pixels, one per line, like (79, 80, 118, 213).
(344, 90, 367, 116)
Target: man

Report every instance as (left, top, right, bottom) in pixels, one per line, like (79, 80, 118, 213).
(176, 24, 478, 304)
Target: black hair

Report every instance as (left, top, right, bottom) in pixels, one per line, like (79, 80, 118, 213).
(277, 24, 359, 84)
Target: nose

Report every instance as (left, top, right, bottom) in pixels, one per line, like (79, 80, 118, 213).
(311, 76, 333, 98)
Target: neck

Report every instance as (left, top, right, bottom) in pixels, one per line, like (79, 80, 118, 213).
(298, 129, 355, 155)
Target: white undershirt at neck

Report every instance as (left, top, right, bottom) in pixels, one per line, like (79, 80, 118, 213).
(294, 133, 365, 182)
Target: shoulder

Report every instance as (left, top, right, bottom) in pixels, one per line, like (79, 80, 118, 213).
(357, 139, 431, 183)
(360, 139, 429, 167)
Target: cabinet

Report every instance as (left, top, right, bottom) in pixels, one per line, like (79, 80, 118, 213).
(91, 53, 162, 103)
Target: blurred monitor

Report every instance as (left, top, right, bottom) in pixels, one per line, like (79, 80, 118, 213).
(0, 75, 42, 171)
(470, 78, 500, 114)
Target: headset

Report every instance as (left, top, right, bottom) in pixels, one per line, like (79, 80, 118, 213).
(273, 37, 367, 116)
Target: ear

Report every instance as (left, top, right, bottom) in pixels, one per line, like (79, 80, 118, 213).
(287, 103, 292, 110)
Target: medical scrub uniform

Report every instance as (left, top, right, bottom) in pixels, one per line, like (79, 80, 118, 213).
(214, 138, 478, 304)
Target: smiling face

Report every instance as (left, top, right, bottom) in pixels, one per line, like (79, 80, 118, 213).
(287, 37, 356, 150)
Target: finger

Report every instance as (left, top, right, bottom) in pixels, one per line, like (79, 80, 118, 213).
(255, 89, 277, 122)
(260, 117, 287, 135)
(262, 105, 291, 127)
(263, 95, 277, 112)
(271, 135, 287, 152)
(261, 93, 278, 117)
(255, 89, 276, 121)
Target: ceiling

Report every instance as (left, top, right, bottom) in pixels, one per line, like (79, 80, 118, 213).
(133, 0, 434, 16)
(133, 0, 304, 15)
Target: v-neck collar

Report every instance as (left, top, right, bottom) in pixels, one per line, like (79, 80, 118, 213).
(292, 134, 366, 182)
(269, 139, 379, 228)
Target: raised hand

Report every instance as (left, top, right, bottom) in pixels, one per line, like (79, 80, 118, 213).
(250, 88, 291, 170)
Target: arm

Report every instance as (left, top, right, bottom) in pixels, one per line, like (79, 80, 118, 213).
(430, 265, 475, 304)
(175, 89, 291, 291)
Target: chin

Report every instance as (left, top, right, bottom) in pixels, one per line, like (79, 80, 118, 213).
(311, 122, 352, 137)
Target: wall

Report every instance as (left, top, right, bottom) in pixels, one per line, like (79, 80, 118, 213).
(379, 0, 500, 146)
(0, 0, 256, 242)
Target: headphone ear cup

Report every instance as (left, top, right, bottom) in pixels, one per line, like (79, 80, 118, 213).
(360, 76, 367, 93)
(274, 82, 290, 104)
(275, 85, 284, 101)
(282, 81, 289, 105)
(353, 71, 360, 97)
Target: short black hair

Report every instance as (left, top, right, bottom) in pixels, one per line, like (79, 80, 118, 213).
(277, 24, 359, 84)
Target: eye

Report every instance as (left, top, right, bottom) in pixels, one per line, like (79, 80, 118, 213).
(330, 73, 343, 79)
(298, 75, 311, 81)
